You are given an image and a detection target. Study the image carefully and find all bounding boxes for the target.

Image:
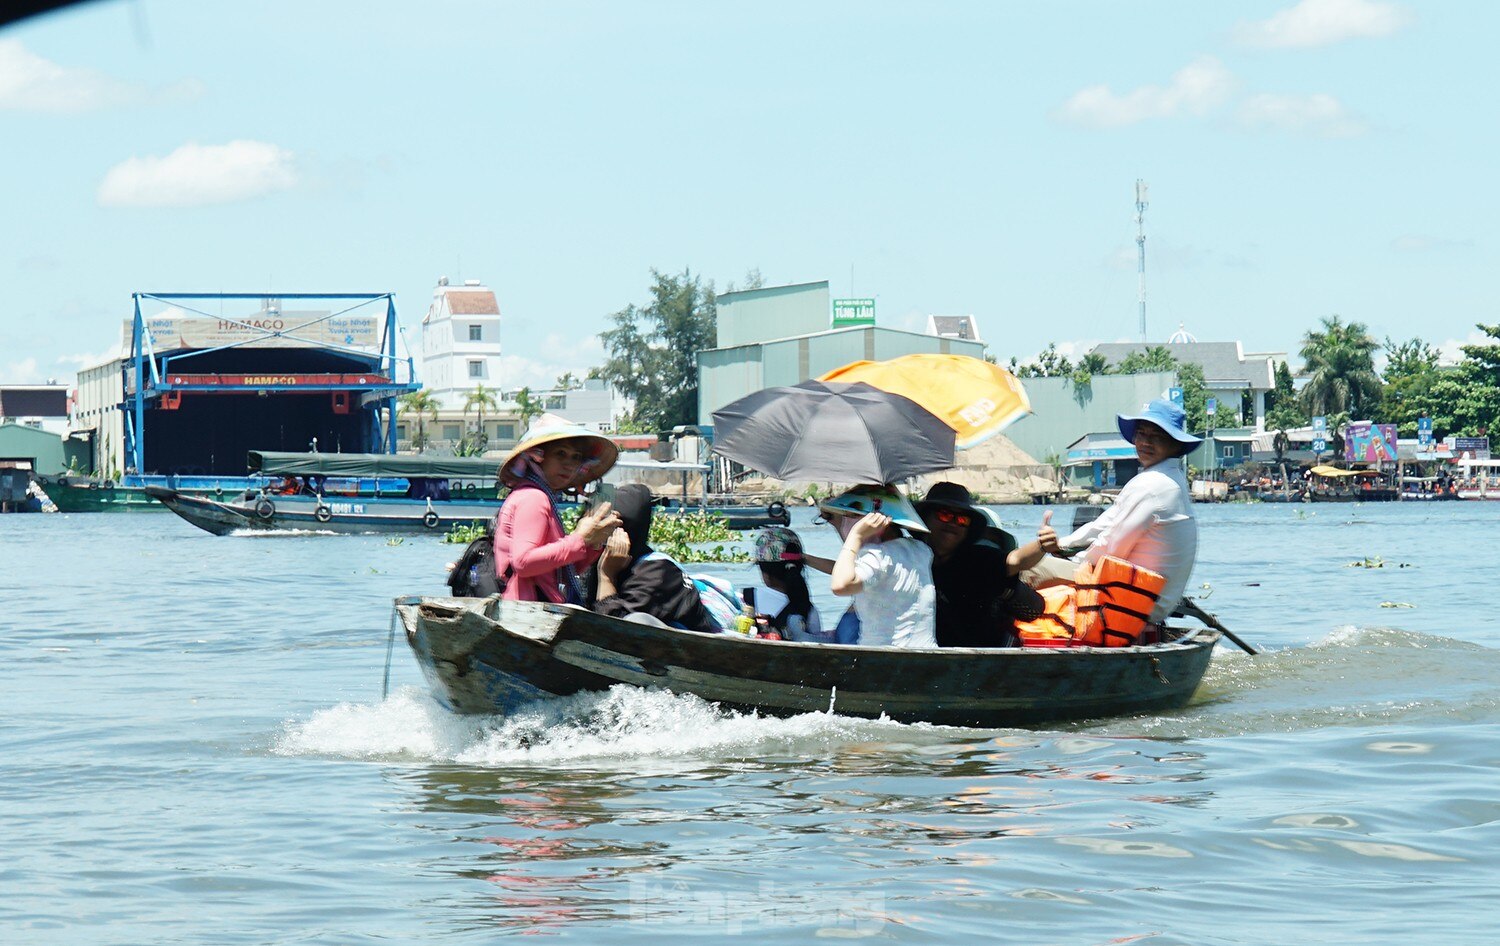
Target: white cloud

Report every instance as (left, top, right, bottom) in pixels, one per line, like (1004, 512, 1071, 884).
(1234, 0, 1414, 49)
(98, 140, 297, 208)
(543, 332, 604, 363)
(1238, 93, 1368, 137)
(3, 357, 41, 383)
(0, 39, 203, 111)
(496, 353, 589, 393)
(1391, 234, 1474, 253)
(1058, 56, 1234, 129)
(56, 350, 117, 371)
(1435, 330, 1491, 366)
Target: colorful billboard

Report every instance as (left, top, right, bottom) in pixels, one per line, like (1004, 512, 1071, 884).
(1344, 422, 1398, 463)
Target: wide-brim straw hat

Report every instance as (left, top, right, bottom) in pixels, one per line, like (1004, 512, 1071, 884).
(817, 484, 928, 533)
(913, 481, 986, 546)
(1117, 398, 1202, 453)
(499, 414, 618, 488)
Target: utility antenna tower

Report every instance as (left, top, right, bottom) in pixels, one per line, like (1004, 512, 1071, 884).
(1135, 179, 1149, 342)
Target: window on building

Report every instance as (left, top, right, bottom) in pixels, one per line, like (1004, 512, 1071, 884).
(396, 424, 407, 439)
(494, 422, 516, 441)
(443, 424, 462, 441)
(1222, 445, 1235, 460)
(469, 324, 482, 341)
(468, 360, 483, 378)
(545, 395, 565, 410)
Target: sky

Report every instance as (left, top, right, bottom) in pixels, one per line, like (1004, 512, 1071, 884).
(2, 0, 1497, 391)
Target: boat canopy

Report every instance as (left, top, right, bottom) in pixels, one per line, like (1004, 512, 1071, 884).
(246, 451, 497, 478)
(1309, 465, 1381, 478)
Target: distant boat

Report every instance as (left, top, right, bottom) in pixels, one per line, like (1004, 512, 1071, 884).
(146, 450, 792, 535)
(147, 450, 502, 535)
(395, 596, 1222, 726)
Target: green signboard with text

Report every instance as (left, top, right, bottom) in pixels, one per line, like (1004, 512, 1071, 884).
(831, 298, 875, 328)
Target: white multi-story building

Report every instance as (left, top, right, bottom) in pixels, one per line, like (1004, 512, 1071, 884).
(420, 277, 503, 411)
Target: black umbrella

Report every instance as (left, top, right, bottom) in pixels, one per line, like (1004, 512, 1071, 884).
(711, 380, 956, 483)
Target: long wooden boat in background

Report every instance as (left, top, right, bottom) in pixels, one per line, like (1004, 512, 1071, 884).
(147, 450, 791, 535)
(147, 450, 502, 535)
(395, 596, 1221, 727)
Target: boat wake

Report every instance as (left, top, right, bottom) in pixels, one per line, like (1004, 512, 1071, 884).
(275, 627, 1500, 760)
(1104, 625, 1500, 738)
(274, 684, 953, 768)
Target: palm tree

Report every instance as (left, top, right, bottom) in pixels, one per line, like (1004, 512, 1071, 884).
(1115, 346, 1177, 375)
(463, 383, 499, 454)
(398, 389, 441, 453)
(1298, 315, 1382, 419)
(513, 386, 545, 431)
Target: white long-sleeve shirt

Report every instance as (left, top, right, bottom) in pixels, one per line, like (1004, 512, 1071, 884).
(1059, 459, 1198, 621)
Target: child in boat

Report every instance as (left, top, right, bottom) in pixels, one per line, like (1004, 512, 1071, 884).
(746, 526, 829, 642)
(805, 485, 936, 649)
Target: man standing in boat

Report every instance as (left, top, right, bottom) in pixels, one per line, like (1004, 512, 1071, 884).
(1031, 398, 1200, 624)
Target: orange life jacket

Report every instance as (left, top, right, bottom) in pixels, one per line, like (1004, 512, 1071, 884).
(1015, 556, 1168, 648)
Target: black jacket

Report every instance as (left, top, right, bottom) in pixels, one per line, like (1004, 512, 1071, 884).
(931, 541, 1045, 648)
(586, 483, 716, 633)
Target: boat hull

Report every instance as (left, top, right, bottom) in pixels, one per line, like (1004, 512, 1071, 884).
(396, 596, 1221, 727)
(146, 487, 501, 536)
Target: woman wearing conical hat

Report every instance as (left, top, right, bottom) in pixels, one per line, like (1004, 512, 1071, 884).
(493, 416, 622, 604)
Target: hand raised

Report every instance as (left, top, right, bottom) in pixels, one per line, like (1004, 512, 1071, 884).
(849, 511, 892, 543)
(1036, 509, 1061, 554)
(599, 528, 631, 576)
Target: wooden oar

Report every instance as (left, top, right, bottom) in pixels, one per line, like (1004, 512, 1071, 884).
(1174, 597, 1258, 655)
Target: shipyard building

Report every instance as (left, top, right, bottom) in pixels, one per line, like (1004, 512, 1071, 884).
(74, 293, 419, 477)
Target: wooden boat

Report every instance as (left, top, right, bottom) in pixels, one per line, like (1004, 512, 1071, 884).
(147, 450, 791, 536)
(147, 450, 504, 535)
(395, 595, 1222, 727)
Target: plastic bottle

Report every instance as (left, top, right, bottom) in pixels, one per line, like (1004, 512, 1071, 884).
(735, 602, 755, 636)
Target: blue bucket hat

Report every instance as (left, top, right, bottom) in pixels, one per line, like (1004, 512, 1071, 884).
(1117, 398, 1202, 454)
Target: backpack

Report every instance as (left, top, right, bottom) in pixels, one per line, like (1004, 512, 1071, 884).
(688, 572, 743, 632)
(642, 551, 741, 632)
(446, 521, 509, 597)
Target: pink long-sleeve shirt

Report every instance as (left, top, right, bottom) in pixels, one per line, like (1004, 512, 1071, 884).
(493, 486, 601, 602)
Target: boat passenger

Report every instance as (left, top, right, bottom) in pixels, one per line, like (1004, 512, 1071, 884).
(1028, 398, 1200, 623)
(745, 526, 829, 642)
(493, 416, 621, 604)
(807, 485, 936, 649)
(915, 482, 1044, 648)
(587, 483, 718, 633)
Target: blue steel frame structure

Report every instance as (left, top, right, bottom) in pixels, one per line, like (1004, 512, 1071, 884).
(125, 292, 420, 474)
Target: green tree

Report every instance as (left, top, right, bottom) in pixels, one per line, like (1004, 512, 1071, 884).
(513, 386, 545, 431)
(1430, 323, 1500, 436)
(1378, 336, 1442, 436)
(1115, 345, 1177, 375)
(1015, 343, 1074, 379)
(398, 389, 441, 453)
(1177, 361, 1209, 434)
(1298, 315, 1382, 419)
(553, 371, 583, 391)
(598, 268, 717, 431)
(459, 383, 498, 455)
(1264, 360, 1305, 432)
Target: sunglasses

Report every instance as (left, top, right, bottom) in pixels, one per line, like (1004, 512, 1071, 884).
(934, 508, 972, 528)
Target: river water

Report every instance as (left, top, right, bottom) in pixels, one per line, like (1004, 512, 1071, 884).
(4, 502, 1498, 944)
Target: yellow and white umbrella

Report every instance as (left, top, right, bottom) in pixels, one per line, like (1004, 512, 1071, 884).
(818, 353, 1032, 449)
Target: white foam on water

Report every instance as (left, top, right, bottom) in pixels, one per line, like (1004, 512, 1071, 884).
(274, 684, 936, 767)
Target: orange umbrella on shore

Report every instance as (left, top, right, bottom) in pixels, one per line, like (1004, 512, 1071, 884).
(818, 353, 1031, 449)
